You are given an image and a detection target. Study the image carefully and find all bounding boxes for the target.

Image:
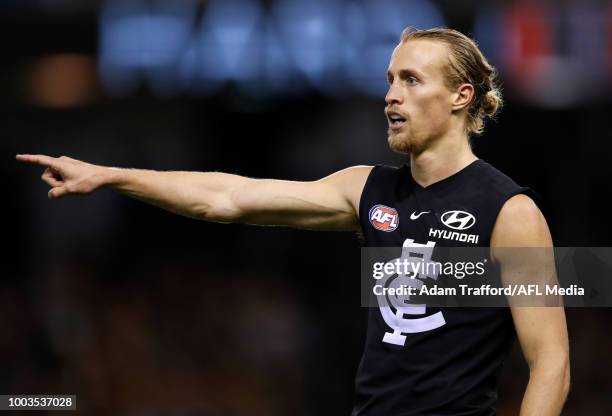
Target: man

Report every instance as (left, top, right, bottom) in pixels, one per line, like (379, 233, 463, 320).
(17, 27, 569, 415)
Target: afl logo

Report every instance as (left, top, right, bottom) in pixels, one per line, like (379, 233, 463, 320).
(441, 210, 476, 230)
(369, 205, 399, 232)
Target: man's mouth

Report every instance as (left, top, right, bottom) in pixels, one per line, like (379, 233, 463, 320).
(387, 111, 407, 130)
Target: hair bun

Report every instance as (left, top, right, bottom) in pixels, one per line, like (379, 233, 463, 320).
(482, 89, 502, 118)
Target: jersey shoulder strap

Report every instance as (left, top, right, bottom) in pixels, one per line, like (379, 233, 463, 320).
(358, 164, 403, 223)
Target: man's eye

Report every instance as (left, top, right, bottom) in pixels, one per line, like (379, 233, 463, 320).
(407, 77, 418, 84)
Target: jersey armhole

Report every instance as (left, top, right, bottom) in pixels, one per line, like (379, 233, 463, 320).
(356, 165, 379, 223)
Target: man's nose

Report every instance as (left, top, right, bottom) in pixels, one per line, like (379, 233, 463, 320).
(385, 83, 402, 105)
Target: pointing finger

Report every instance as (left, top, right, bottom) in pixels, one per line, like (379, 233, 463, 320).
(16, 154, 59, 169)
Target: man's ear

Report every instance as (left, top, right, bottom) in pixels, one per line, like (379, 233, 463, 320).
(451, 83, 474, 111)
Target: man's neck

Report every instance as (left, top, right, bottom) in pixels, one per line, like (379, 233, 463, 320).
(409, 133, 477, 188)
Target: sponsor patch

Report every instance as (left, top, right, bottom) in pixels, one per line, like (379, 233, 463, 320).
(440, 210, 476, 230)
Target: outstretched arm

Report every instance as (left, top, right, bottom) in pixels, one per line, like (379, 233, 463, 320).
(16, 154, 372, 232)
(491, 194, 570, 416)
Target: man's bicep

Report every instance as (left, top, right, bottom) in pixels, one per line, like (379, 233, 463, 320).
(510, 306, 569, 373)
(229, 166, 373, 231)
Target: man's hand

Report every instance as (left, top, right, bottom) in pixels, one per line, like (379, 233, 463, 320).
(16, 154, 108, 199)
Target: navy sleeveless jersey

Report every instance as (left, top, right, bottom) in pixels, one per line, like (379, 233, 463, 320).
(353, 159, 536, 416)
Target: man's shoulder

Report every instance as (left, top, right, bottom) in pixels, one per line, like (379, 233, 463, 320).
(473, 160, 523, 190)
(366, 163, 409, 182)
(492, 193, 551, 246)
(470, 159, 545, 207)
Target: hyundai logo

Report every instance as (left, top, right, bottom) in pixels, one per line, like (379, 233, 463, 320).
(440, 210, 476, 230)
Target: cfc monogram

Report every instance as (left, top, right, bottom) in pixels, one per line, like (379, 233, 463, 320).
(376, 239, 446, 345)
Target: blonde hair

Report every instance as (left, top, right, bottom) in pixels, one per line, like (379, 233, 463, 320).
(400, 27, 503, 136)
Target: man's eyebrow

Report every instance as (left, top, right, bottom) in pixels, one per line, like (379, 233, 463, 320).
(401, 68, 423, 78)
(387, 68, 424, 80)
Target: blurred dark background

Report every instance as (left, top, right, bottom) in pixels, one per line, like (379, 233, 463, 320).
(2, 0, 612, 415)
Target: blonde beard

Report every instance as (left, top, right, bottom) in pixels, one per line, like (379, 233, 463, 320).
(388, 127, 443, 156)
(387, 131, 412, 155)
